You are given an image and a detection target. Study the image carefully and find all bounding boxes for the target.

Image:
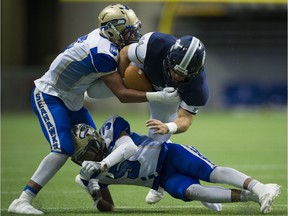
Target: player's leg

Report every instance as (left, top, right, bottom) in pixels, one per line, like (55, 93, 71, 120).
(209, 166, 281, 213)
(8, 89, 74, 214)
(163, 174, 222, 211)
(70, 106, 96, 129)
(185, 184, 259, 203)
(145, 101, 179, 204)
(162, 160, 257, 210)
(165, 143, 280, 213)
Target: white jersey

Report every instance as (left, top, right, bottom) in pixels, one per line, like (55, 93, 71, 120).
(97, 115, 166, 188)
(34, 29, 119, 111)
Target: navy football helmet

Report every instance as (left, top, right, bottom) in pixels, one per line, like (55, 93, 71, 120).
(163, 35, 206, 87)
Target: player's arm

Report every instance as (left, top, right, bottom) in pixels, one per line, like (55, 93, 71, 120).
(101, 71, 180, 104)
(101, 131, 138, 170)
(96, 187, 115, 211)
(101, 43, 148, 103)
(81, 131, 138, 176)
(82, 131, 137, 211)
(118, 33, 150, 77)
(101, 71, 146, 103)
(146, 107, 194, 135)
(118, 45, 131, 77)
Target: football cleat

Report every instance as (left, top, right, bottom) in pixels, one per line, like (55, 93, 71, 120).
(145, 187, 164, 204)
(242, 190, 260, 203)
(8, 198, 44, 215)
(200, 202, 222, 212)
(258, 184, 281, 213)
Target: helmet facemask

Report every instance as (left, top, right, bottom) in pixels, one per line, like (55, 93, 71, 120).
(71, 124, 107, 166)
(163, 56, 192, 88)
(118, 21, 142, 48)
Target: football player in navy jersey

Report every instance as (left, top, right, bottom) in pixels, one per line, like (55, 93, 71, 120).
(8, 5, 181, 215)
(119, 32, 209, 203)
(72, 115, 280, 214)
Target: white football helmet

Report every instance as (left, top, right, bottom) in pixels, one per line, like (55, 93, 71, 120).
(71, 124, 106, 165)
(98, 4, 142, 48)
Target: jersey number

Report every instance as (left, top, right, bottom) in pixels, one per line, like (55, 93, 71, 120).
(109, 160, 140, 179)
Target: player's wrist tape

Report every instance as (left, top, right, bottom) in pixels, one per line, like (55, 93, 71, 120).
(165, 122, 178, 134)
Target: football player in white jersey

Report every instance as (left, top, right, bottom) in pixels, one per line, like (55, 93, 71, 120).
(72, 115, 280, 214)
(118, 32, 208, 203)
(8, 5, 180, 215)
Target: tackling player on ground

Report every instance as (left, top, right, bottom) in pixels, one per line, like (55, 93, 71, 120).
(8, 4, 180, 215)
(72, 115, 281, 214)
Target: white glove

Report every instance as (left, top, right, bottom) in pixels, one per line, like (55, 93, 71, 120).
(80, 161, 105, 180)
(146, 87, 181, 104)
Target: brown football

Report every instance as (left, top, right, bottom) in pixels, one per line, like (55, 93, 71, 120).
(123, 65, 152, 91)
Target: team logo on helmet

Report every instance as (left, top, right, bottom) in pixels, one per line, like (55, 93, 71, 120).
(98, 4, 142, 48)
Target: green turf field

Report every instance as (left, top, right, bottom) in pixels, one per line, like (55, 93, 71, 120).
(1, 110, 287, 216)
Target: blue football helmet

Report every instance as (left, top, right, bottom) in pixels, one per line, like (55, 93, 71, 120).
(163, 35, 206, 87)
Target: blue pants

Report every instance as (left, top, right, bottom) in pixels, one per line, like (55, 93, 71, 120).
(31, 88, 95, 156)
(160, 143, 216, 201)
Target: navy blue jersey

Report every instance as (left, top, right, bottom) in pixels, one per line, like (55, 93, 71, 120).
(145, 32, 209, 106)
(132, 32, 209, 107)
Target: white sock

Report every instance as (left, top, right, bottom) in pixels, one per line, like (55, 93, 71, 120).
(31, 152, 69, 187)
(19, 190, 35, 204)
(248, 181, 264, 195)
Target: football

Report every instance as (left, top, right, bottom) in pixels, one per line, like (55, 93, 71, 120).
(123, 65, 152, 92)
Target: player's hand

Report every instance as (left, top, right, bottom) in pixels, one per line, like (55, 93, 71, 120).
(88, 178, 102, 206)
(146, 119, 169, 135)
(162, 87, 181, 103)
(146, 87, 181, 104)
(80, 161, 105, 179)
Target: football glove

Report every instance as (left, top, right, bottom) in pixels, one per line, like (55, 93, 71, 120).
(80, 161, 105, 180)
(146, 87, 181, 104)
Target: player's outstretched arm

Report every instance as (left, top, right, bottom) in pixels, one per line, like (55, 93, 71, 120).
(101, 72, 180, 104)
(146, 107, 194, 135)
(101, 71, 147, 103)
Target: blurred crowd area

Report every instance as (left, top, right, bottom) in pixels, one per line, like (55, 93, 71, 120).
(2, 0, 287, 112)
